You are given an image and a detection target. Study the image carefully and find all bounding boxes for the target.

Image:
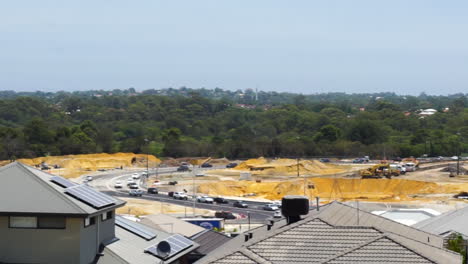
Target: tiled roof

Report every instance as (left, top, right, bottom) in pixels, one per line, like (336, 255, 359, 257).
(325, 237, 433, 264)
(191, 229, 232, 255)
(248, 219, 381, 264)
(211, 252, 257, 264)
(196, 202, 462, 264)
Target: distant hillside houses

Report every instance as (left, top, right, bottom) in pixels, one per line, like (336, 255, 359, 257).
(418, 108, 438, 116)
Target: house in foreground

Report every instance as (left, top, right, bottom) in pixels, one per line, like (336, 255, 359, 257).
(415, 204, 468, 244)
(0, 162, 198, 264)
(197, 198, 462, 264)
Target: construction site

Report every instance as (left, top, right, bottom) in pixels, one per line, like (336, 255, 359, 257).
(7, 154, 468, 213)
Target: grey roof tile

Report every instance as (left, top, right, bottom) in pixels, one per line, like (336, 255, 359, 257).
(196, 202, 462, 264)
(248, 219, 381, 264)
(325, 237, 434, 263)
(191, 229, 232, 255)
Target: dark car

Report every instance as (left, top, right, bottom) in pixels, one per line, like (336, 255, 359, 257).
(214, 197, 229, 204)
(233, 201, 248, 208)
(201, 163, 213, 168)
(319, 158, 330, 163)
(129, 190, 144, 197)
(177, 165, 190, 172)
(147, 187, 158, 194)
(226, 163, 238, 168)
(215, 211, 236, 220)
(168, 191, 174, 197)
(168, 181, 178, 185)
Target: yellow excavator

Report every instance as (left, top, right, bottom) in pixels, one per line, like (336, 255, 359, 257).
(360, 164, 400, 179)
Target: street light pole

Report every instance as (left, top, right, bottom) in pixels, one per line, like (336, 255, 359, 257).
(144, 138, 149, 188)
(192, 167, 197, 216)
(297, 157, 306, 196)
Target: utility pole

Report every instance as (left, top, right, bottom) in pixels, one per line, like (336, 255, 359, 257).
(193, 167, 196, 216)
(457, 132, 461, 176)
(144, 138, 149, 188)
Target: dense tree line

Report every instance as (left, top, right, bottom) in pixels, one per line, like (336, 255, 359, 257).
(0, 89, 466, 160)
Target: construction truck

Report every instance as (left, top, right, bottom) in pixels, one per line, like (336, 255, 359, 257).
(360, 164, 400, 179)
(402, 157, 420, 167)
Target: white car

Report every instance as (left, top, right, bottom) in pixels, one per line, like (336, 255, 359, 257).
(273, 210, 282, 218)
(132, 173, 140, 179)
(197, 196, 214, 203)
(404, 163, 416, 172)
(390, 164, 406, 174)
(173, 192, 188, 200)
(263, 204, 279, 211)
(114, 181, 123, 188)
(86, 176, 93, 181)
(127, 178, 135, 185)
(272, 201, 282, 208)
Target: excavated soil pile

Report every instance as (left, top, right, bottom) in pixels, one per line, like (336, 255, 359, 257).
(440, 164, 467, 175)
(16, 153, 161, 178)
(232, 157, 347, 176)
(198, 178, 468, 201)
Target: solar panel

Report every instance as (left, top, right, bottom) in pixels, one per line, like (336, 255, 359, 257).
(115, 215, 157, 240)
(50, 176, 77, 188)
(145, 234, 194, 260)
(65, 185, 116, 209)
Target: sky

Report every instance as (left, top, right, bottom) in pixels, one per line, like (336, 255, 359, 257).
(1, 1, 468, 95)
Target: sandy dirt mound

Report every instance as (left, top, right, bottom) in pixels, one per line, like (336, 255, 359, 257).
(232, 157, 347, 176)
(16, 153, 160, 178)
(198, 178, 468, 201)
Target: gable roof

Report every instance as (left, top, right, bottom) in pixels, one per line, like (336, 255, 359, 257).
(196, 202, 462, 264)
(414, 204, 468, 238)
(0, 162, 125, 216)
(316, 202, 443, 248)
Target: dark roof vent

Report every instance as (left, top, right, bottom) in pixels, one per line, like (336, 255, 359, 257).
(156, 241, 171, 258)
(281, 195, 309, 224)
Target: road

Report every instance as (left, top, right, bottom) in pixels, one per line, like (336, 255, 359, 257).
(85, 167, 276, 222)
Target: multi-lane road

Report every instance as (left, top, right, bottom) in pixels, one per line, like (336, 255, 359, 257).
(85, 167, 276, 222)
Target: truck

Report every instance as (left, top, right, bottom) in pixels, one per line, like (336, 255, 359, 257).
(360, 164, 400, 179)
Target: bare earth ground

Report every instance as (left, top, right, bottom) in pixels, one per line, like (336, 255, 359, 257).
(116, 198, 213, 216)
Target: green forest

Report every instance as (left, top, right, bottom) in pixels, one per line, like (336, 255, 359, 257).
(0, 88, 466, 160)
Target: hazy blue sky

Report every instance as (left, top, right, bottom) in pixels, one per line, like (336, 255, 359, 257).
(1, 1, 468, 95)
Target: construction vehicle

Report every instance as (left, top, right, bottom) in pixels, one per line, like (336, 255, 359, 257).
(360, 164, 400, 179)
(402, 157, 420, 167)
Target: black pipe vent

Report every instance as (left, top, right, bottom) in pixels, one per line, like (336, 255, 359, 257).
(281, 195, 309, 225)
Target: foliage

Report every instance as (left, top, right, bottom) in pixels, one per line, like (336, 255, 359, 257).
(0, 88, 465, 160)
(446, 233, 466, 263)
